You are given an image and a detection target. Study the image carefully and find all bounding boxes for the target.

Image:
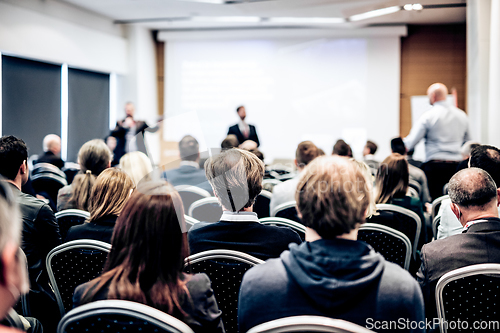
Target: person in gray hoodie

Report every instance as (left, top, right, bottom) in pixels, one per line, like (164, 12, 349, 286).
(238, 156, 425, 333)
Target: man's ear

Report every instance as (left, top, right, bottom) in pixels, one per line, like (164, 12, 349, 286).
(20, 160, 27, 175)
(450, 202, 461, 220)
(496, 189, 500, 207)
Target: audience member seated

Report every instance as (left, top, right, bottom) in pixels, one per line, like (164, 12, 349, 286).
(188, 148, 302, 260)
(417, 167, 500, 330)
(162, 135, 213, 194)
(0, 136, 61, 332)
(248, 148, 264, 162)
(238, 156, 424, 333)
(0, 181, 32, 333)
(73, 181, 224, 333)
(363, 140, 379, 175)
(270, 141, 319, 214)
(332, 139, 352, 157)
(456, 140, 480, 172)
(119, 151, 153, 186)
(65, 168, 134, 243)
(57, 139, 112, 211)
(437, 144, 500, 239)
(34, 134, 64, 169)
(391, 137, 431, 205)
(374, 153, 427, 246)
(221, 135, 239, 150)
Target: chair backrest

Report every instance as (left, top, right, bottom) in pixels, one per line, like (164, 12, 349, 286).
(184, 215, 200, 232)
(188, 197, 222, 222)
(31, 165, 68, 204)
(358, 223, 412, 270)
(435, 264, 500, 333)
(259, 217, 306, 241)
(271, 201, 302, 224)
(46, 240, 111, 317)
(58, 300, 194, 333)
(408, 179, 422, 195)
(407, 187, 419, 198)
(432, 215, 441, 241)
(55, 209, 91, 240)
(371, 204, 421, 260)
(62, 162, 81, 185)
(254, 190, 272, 218)
(432, 195, 449, 221)
(185, 250, 264, 333)
(246, 316, 374, 333)
(175, 185, 212, 215)
(262, 179, 281, 193)
(31, 162, 67, 179)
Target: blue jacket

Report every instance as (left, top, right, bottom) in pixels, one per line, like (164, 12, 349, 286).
(162, 165, 213, 194)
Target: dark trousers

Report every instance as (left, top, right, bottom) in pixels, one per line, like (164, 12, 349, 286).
(422, 160, 459, 201)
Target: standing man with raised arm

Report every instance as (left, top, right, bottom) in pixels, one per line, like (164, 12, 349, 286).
(404, 83, 470, 200)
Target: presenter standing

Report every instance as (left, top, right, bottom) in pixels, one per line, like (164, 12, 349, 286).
(228, 106, 260, 147)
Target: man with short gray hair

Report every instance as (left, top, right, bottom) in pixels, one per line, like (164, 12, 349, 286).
(34, 134, 64, 169)
(417, 167, 500, 328)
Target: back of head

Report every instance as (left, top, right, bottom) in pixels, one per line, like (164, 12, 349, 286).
(296, 156, 370, 239)
(427, 82, 448, 103)
(205, 148, 264, 211)
(375, 153, 409, 204)
(83, 181, 188, 313)
(0, 136, 28, 181)
(461, 141, 481, 159)
(332, 139, 352, 157)
(89, 168, 135, 222)
(119, 151, 153, 186)
(390, 137, 406, 155)
(43, 134, 61, 154)
(296, 141, 319, 168)
(70, 139, 112, 211)
(469, 145, 500, 187)
(365, 141, 377, 155)
(179, 135, 199, 162)
(448, 168, 497, 209)
(249, 148, 264, 162)
(221, 135, 239, 149)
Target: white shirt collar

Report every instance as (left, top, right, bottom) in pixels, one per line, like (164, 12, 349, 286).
(180, 161, 199, 168)
(220, 210, 259, 222)
(364, 154, 376, 160)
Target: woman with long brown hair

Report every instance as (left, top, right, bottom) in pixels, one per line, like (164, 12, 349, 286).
(73, 181, 224, 332)
(65, 168, 135, 243)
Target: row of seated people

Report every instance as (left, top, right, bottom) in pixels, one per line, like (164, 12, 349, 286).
(1, 132, 499, 332)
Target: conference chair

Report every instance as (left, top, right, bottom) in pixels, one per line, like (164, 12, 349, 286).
(259, 217, 306, 241)
(271, 201, 301, 224)
(46, 240, 111, 317)
(435, 264, 500, 333)
(185, 249, 264, 333)
(358, 223, 412, 270)
(57, 300, 194, 333)
(184, 215, 200, 232)
(432, 215, 441, 241)
(408, 179, 422, 196)
(61, 162, 80, 185)
(31, 163, 68, 209)
(407, 186, 419, 199)
(262, 179, 281, 193)
(369, 204, 421, 260)
(55, 209, 90, 241)
(174, 185, 212, 215)
(188, 197, 222, 223)
(431, 195, 449, 222)
(253, 190, 272, 218)
(246, 316, 375, 333)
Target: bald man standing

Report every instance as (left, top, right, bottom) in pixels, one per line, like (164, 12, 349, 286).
(404, 83, 470, 200)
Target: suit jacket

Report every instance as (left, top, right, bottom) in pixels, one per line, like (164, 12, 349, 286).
(417, 217, 500, 325)
(65, 215, 117, 244)
(228, 124, 260, 147)
(111, 119, 150, 161)
(35, 151, 65, 170)
(162, 165, 213, 194)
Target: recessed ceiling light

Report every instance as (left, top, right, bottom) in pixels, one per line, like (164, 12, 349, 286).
(403, 4, 413, 11)
(349, 6, 401, 22)
(412, 3, 423, 10)
(269, 17, 346, 24)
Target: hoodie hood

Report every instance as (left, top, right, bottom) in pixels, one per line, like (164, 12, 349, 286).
(281, 238, 385, 311)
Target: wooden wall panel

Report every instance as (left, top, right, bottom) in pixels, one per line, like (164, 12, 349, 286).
(400, 24, 466, 137)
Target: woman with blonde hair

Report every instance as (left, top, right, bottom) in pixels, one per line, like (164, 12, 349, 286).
(119, 151, 153, 186)
(57, 139, 113, 211)
(65, 168, 134, 243)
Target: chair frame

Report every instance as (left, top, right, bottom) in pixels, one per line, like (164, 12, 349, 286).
(174, 185, 212, 198)
(431, 195, 450, 222)
(31, 162, 67, 178)
(246, 315, 374, 333)
(31, 172, 68, 186)
(187, 197, 220, 218)
(271, 201, 297, 218)
(185, 249, 265, 267)
(259, 217, 306, 235)
(358, 223, 412, 270)
(435, 263, 500, 333)
(262, 179, 282, 186)
(46, 239, 111, 317)
(432, 215, 441, 241)
(184, 215, 200, 231)
(259, 189, 272, 200)
(375, 204, 421, 260)
(55, 209, 90, 220)
(57, 300, 194, 333)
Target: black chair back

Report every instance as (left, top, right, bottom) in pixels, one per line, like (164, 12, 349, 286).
(271, 201, 302, 224)
(185, 250, 264, 333)
(46, 240, 111, 317)
(253, 190, 272, 218)
(188, 198, 223, 223)
(55, 209, 90, 240)
(259, 217, 306, 241)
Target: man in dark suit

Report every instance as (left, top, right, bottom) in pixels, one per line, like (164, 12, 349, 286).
(188, 148, 301, 260)
(162, 135, 212, 194)
(34, 134, 64, 169)
(227, 106, 260, 147)
(417, 167, 500, 330)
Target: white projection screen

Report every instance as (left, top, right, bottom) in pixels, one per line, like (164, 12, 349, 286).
(164, 34, 401, 163)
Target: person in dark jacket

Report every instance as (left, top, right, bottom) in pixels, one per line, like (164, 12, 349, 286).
(65, 168, 135, 243)
(227, 106, 260, 147)
(73, 181, 224, 333)
(34, 134, 64, 169)
(238, 156, 424, 333)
